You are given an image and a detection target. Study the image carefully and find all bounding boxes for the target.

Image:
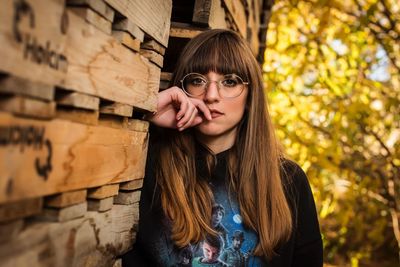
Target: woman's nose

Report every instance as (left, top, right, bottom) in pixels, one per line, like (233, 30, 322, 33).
(204, 81, 221, 102)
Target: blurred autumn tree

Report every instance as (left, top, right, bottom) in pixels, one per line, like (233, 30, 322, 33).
(264, 0, 400, 266)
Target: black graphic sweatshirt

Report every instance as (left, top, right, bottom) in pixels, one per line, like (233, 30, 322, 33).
(122, 140, 323, 267)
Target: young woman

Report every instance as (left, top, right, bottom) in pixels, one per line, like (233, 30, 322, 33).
(122, 29, 323, 267)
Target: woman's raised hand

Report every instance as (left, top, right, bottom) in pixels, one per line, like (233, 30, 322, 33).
(145, 87, 212, 131)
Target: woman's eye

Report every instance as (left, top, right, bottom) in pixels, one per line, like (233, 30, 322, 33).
(191, 78, 206, 86)
(222, 78, 239, 87)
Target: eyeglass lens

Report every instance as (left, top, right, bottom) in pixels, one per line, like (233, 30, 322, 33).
(182, 73, 246, 98)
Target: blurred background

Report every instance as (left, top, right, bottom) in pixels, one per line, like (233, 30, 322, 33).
(264, 0, 400, 266)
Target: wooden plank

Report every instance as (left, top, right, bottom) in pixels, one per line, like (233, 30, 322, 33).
(140, 49, 164, 68)
(0, 111, 148, 204)
(113, 259, 122, 267)
(160, 72, 173, 90)
(0, 198, 43, 223)
(1, 4, 158, 112)
(193, 0, 227, 29)
(87, 196, 114, 211)
(246, 0, 261, 55)
(105, 0, 172, 46)
(56, 91, 100, 110)
(0, 219, 24, 243)
(65, 10, 158, 112)
(112, 19, 145, 42)
(56, 107, 99, 125)
(45, 189, 87, 208)
(88, 184, 120, 199)
(222, 0, 247, 38)
(67, 0, 115, 22)
(147, 62, 161, 108)
(69, 7, 112, 35)
(100, 102, 133, 117)
(141, 39, 166, 56)
(113, 190, 141, 205)
(160, 72, 173, 81)
(0, 0, 68, 86)
(41, 202, 87, 222)
(119, 179, 143, 190)
(125, 119, 149, 132)
(0, 204, 138, 266)
(0, 75, 54, 101)
(112, 31, 141, 52)
(160, 80, 170, 90)
(98, 114, 127, 129)
(170, 23, 204, 39)
(0, 95, 56, 119)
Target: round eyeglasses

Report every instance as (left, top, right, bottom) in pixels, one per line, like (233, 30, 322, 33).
(180, 73, 249, 99)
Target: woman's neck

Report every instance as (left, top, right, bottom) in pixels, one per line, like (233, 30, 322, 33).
(195, 127, 237, 154)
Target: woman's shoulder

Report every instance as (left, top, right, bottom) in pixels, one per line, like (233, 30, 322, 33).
(279, 158, 313, 199)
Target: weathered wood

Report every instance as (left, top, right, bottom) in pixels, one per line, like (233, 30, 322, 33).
(113, 190, 141, 205)
(140, 49, 164, 68)
(41, 202, 87, 222)
(141, 39, 166, 55)
(0, 111, 148, 204)
(56, 107, 99, 125)
(113, 259, 122, 267)
(0, 219, 24, 243)
(69, 7, 112, 35)
(0, 198, 43, 223)
(0, 75, 54, 101)
(100, 102, 133, 117)
(87, 196, 114, 211)
(170, 23, 204, 39)
(112, 31, 141, 52)
(112, 19, 145, 42)
(98, 114, 127, 129)
(193, 0, 227, 29)
(0, 1, 158, 112)
(45, 189, 87, 208)
(223, 0, 247, 38)
(160, 80, 170, 90)
(0, 0, 68, 86)
(65, 11, 158, 112)
(125, 119, 149, 132)
(105, 0, 172, 46)
(0, 95, 56, 119)
(0, 203, 138, 266)
(56, 90, 100, 110)
(119, 179, 143, 191)
(160, 72, 173, 81)
(160, 72, 173, 90)
(88, 184, 120, 199)
(246, 0, 261, 55)
(67, 0, 115, 22)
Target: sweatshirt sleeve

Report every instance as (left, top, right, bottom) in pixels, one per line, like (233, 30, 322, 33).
(288, 162, 323, 267)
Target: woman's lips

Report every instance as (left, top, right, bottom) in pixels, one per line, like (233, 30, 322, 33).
(210, 110, 223, 119)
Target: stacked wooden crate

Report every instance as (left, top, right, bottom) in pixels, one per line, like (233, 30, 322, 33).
(161, 0, 264, 88)
(0, 0, 171, 266)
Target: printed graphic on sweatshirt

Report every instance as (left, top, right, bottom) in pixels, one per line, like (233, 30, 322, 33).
(163, 184, 263, 267)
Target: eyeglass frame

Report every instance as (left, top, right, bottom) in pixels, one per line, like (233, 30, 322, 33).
(179, 72, 250, 99)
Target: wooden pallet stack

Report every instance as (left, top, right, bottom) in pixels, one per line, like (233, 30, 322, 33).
(0, 0, 171, 266)
(161, 0, 264, 88)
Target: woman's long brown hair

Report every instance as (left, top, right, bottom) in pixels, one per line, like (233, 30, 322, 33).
(154, 29, 292, 259)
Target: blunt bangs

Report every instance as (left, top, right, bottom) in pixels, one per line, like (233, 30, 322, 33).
(183, 32, 250, 82)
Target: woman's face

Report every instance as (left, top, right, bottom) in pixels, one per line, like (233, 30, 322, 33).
(190, 71, 248, 149)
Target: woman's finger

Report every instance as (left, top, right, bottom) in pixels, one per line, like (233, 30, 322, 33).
(177, 102, 196, 129)
(190, 98, 212, 121)
(179, 107, 198, 131)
